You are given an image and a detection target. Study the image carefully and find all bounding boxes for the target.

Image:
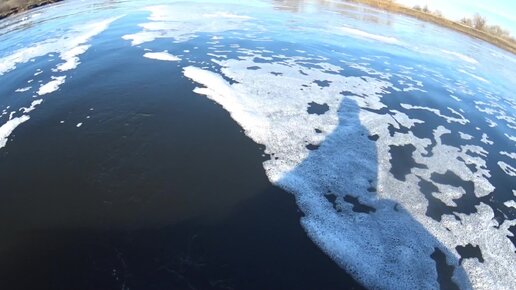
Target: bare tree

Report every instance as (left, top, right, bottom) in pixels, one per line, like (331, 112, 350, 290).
(473, 13, 486, 30)
(487, 25, 510, 38)
(460, 17, 473, 27)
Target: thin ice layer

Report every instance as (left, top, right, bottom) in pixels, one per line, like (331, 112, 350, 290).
(441, 50, 479, 65)
(184, 51, 515, 290)
(122, 5, 251, 46)
(0, 116, 30, 149)
(184, 59, 454, 289)
(340, 26, 401, 45)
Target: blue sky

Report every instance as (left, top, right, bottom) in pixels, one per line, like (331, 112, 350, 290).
(397, 0, 516, 35)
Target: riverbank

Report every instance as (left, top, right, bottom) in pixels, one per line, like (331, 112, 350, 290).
(0, 0, 62, 20)
(347, 0, 516, 54)
(2, 0, 515, 55)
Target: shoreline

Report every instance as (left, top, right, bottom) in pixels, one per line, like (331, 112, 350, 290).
(0, 0, 63, 20)
(346, 0, 516, 54)
(1, 0, 515, 54)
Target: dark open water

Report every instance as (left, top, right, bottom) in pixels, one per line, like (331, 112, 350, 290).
(0, 27, 363, 289)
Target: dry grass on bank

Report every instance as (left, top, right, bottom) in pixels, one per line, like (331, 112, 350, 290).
(0, 0, 62, 19)
(346, 0, 516, 54)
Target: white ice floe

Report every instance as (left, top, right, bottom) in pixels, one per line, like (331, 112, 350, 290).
(37, 76, 66, 96)
(143, 51, 181, 61)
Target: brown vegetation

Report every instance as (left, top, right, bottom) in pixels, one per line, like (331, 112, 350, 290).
(345, 0, 516, 54)
(0, 0, 62, 20)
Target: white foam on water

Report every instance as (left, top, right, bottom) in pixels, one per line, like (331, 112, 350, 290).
(76, 122, 83, 128)
(0, 115, 30, 149)
(441, 50, 479, 64)
(183, 50, 515, 289)
(37, 76, 66, 96)
(143, 51, 181, 61)
(340, 26, 400, 45)
(0, 18, 118, 76)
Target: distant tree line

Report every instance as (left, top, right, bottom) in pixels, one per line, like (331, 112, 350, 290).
(459, 14, 513, 40)
(412, 5, 514, 43)
(412, 5, 442, 17)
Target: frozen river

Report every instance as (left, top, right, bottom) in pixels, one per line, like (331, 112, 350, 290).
(0, 0, 514, 289)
